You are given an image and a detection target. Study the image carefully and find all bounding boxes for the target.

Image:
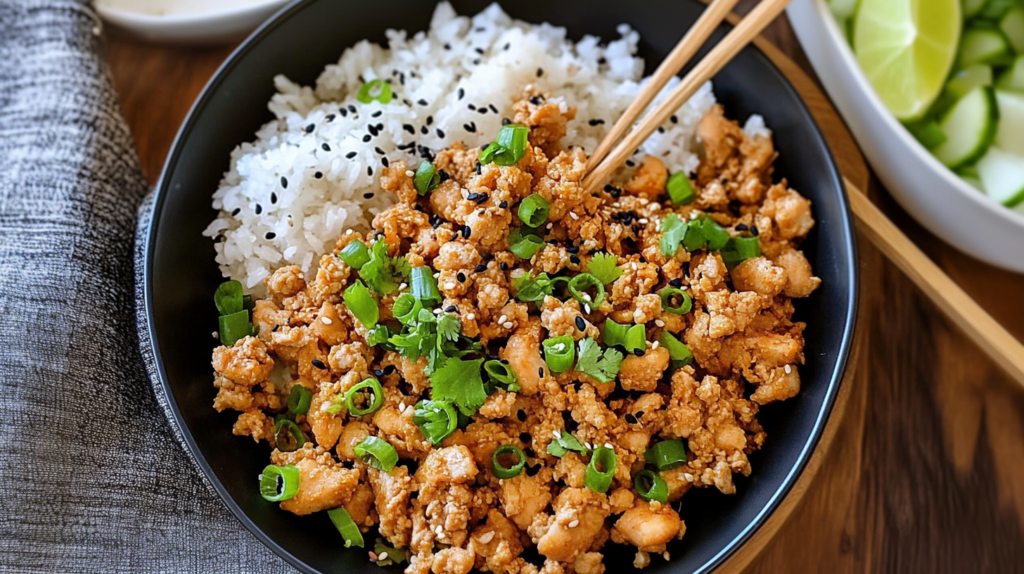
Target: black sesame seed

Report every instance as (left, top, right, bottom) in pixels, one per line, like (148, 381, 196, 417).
(657, 127, 666, 134)
(669, 278, 683, 287)
(381, 157, 389, 167)
(374, 146, 385, 155)
(475, 193, 489, 204)
(314, 171, 323, 179)
(371, 110, 382, 118)
(445, 305, 458, 313)
(373, 369, 384, 377)
(735, 223, 749, 231)
(438, 170, 450, 182)
(280, 176, 288, 188)
(536, 67, 544, 77)
(339, 108, 348, 117)
(272, 325, 280, 332)
(488, 104, 499, 114)
(417, 125, 427, 135)
(529, 95, 543, 105)
(383, 365, 397, 375)
(575, 316, 586, 331)
(311, 359, 327, 370)
(625, 413, 638, 424)
(477, 107, 488, 115)
(635, 410, 644, 418)
(346, 152, 357, 160)
(467, 192, 481, 201)
(265, 232, 276, 240)
(500, 262, 509, 271)
(499, 200, 508, 209)
(475, 264, 487, 273)
(304, 123, 315, 133)
(517, 409, 527, 422)
(417, 98, 428, 106)
(625, 159, 635, 167)
(588, 119, 605, 126)
(501, 117, 511, 125)
(444, 42, 452, 50)
(436, 128, 445, 138)
(468, 103, 477, 110)
(462, 225, 472, 239)
(364, 192, 374, 199)
(570, 254, 581, 265)
(482, 253, 494, 261)
(631, 224, 640, 234)
(751, 225, 760, 236)
(464, 122, 477, 133)
(457, 272, 466, 283)
(270, 192, 278, 204)
(362, 134, 372, 143)
(403, 124, 415, 134)
(367, 167, 374, 177)
(538, 367, 545, 378)
(671, 114, 679, 124)
(231, 208, 241, 216)
(474, 47, 485, 54)
(474, 161, 482, 174)
(475, 26, 485, 32)
(633, 348, 645, 357)
(347, 105, 357, 113)
(322, 143, 331, 152)
(457, 87, 465, 100)
(367, 125, 379, 136)
(255, 204, 263, 215)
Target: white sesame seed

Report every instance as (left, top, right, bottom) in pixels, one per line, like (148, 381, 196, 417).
(503, 321, 514, 329)
(652, 341, 659, 349)
(498, 314, 507, 324)
(584, 305, 591, 314)
(478, 531, 495, 544)
(435, 525, 444, 535)
(584, 442, 592, 450)
(553, 430, 562, 439)
(785, 365, 792, 374)
(631, 262, 638, 270)
(378, 553, 388, 561)
(345, 229, 354, 235)
(568, 520, 580, 528)
(444, 282, 457, 289)
(582, 293, 591, 301)
(546, 223, 553, 230)
(638, 218, 649, 224)
(405, 170, 415, 177)
(321, 316, 333, 325)
(684, 473, 694, 482)
(399, 282, 407, 289)
(433, 272, 440, 278)
(569, 212, 579, 220)
(604, 443, 613, 449)
(298, 273, 304, 279)
(319, 401, 331, 412)
(639, 198, 649, 205)
(434, 308, 442, 314)
(655, 320, 665, 327)
(212, 331, 219, 339)
(467, 313, 476, 320)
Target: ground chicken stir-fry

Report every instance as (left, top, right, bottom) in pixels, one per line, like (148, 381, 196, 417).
(211, 93, 819, 574)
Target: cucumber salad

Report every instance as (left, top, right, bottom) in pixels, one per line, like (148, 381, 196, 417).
(832, 0, 1024, 212)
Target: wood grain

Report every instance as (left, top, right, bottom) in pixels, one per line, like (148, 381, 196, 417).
(105, 1, 1024, 570)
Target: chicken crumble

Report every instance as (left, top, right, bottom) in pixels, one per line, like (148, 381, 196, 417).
(211, 92, 820, 574)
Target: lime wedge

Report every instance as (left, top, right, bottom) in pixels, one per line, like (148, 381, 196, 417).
(853, 0, 962, 121)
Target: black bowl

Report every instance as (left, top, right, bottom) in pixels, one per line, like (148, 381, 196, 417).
(142, 1, 858, 572)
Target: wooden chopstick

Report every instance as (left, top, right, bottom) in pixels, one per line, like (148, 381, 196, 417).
(586, 0, 742, 172)
(582, 0, 794, 193)
(845, 178, 1024, 390)
(580, 0, 1024, 389)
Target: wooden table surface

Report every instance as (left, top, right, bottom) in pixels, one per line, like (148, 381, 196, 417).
(105, 3, 1024, 572)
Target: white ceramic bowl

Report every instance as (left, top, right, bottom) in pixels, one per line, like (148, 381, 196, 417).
(788, 0, 1024, 273)
(95, 0, 290, 45)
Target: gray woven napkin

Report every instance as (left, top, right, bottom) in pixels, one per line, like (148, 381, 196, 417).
(0, 1, 291, 571)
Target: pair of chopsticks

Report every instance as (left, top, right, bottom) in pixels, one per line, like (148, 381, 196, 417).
(584, 0, 1024, 390)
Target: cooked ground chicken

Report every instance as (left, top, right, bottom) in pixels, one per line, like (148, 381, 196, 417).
(210, 95, 818, 572)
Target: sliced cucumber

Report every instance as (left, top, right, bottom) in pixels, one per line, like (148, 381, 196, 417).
(946, 64, 994, 99)
(964, 0, 989, 19)
(933, 87, 999, 169)
(996, 55, 1024, 92)
(977, 147, 1024, 207)
(994, 90, 1024, 156)
(1000, 6, 1024, 53)
(958, 25, 1013, 69)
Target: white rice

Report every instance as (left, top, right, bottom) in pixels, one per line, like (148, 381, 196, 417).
(204, 2, 768, 292)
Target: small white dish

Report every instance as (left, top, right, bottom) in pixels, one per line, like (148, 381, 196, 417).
(95, 0, 290, 45)
(788, 0, 1024, 273)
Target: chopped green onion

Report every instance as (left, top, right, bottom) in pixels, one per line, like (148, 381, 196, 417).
(414, 161, 440, 196)
(392, 293, 423, 326)
(339, 240, 372, 269)
(732, 236, 761, 260)
(643, 439, 688, 471)
(623, 324, 647, 354)
(546, 431, 588, 457)
(242, 294, 254, 314)
(682, 219, 707, 251)
(518, 194, 550, 227)
(585, 446, 616, 493)
(633, 469, 669, 502)
(366, 325, 392, 347)
(543, 335, 576, 373)
(219, 310, 253, 346)
(274, 419, 306, 452)
(508, 227, 544, 259)
(287, 385, 313, 415)
(666, 172, 696, 205)
(659, 288, 692, 315)
(215, 280, 245, 315)
(480, 124, 530, 166)
(568, 273, 605, 309)
(343, 279, 379, 329)
(413, 400, 458, 445)
(701, 218, 732, 251)
(345, 378, 385, 416)
(354, 436, 399, 472)
(373, 538, 408, 566)
(258, 464, 300, 501)
(410, 266, 442, 305)
(491, 444, 526, 478)
(484, 360, 519, 391)
(602, 319, 629, 347)
(328, 507, 365, 548)
(356, 79, 393, 104)
(659, 332, 694, 369)
(513, 271, 553, 302)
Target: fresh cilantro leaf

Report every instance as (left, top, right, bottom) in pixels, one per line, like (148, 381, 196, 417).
(513, 271, 553, 302)
(659, 213, 686, 257)
(437, 315, 461, 343)
(372, 538, 408, 567)
(430, 357, 487, 415)
(585, 252, 623, 285)
(359, 240, 409, 295)
(546, 431, 589, 457)
(575, 338, 624, 384)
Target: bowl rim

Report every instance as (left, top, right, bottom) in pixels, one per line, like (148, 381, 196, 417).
(801, 0, 1024, 227)
(143, 1, 860, 572)
(95, 0, 289, 26)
